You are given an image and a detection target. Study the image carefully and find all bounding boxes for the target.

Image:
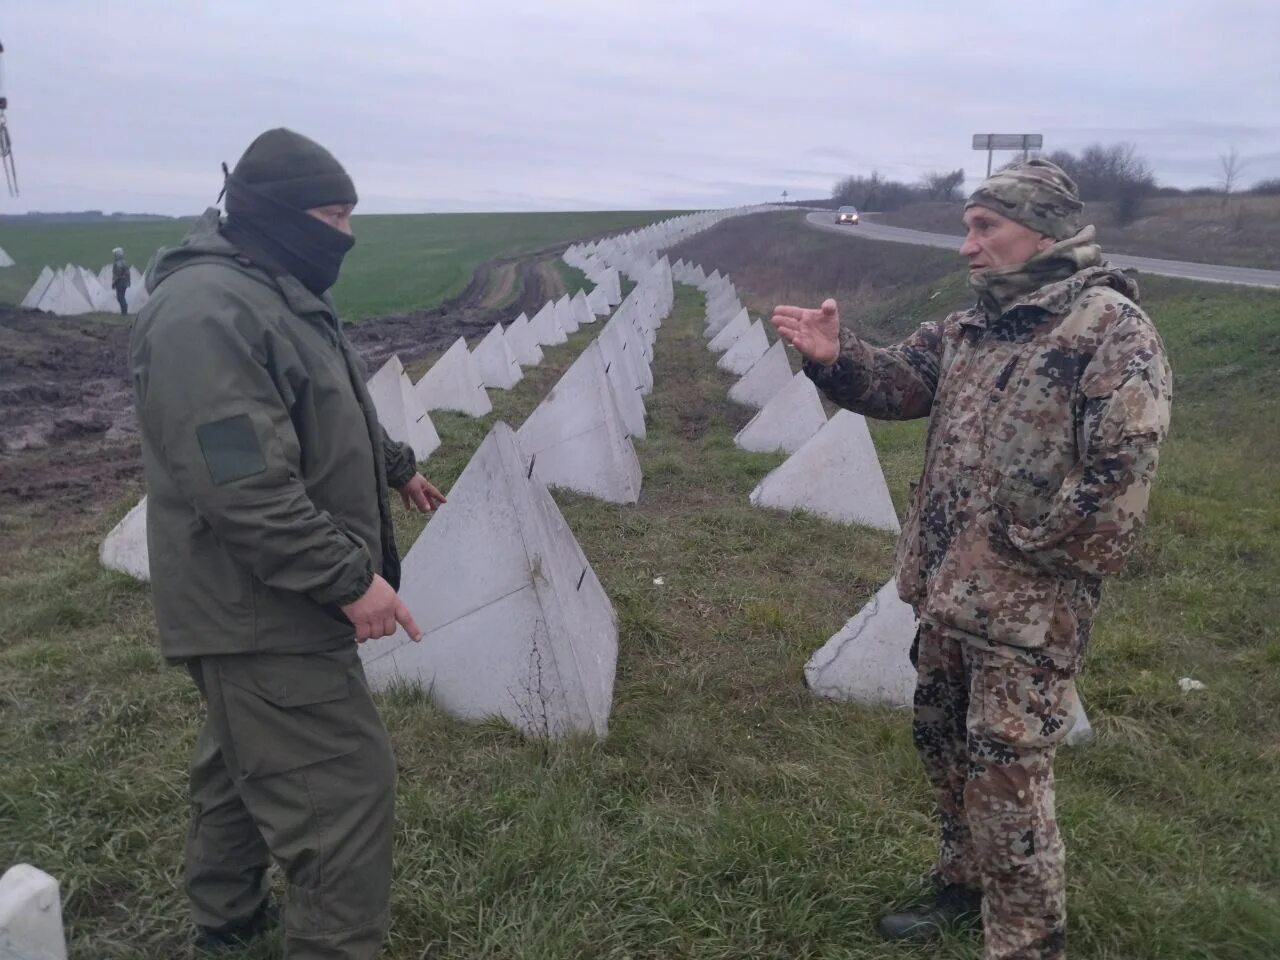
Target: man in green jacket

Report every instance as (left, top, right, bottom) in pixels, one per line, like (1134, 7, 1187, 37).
(131, 128, 445, 958)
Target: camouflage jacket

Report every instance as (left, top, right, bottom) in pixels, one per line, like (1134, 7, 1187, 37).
(112, 259, 131, 290)
(807, 235, 1172, 670)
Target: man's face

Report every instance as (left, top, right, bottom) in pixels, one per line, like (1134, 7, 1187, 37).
(959, 205, 1053, 273)
(306, 203, 355, 236)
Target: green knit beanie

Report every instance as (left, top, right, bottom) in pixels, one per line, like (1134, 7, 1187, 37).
(230, 128, 357, 210)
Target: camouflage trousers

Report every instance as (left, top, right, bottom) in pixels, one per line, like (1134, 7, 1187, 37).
(912, 622, 1078, 960)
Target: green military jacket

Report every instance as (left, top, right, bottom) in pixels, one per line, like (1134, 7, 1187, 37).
(808, 230, 1172, 670)
(131, 209, 418, 660)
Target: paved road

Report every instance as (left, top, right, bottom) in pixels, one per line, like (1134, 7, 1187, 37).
(804, 212, 1280, 290)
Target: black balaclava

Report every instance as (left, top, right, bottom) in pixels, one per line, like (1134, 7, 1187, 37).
(220, 128, 358, 297)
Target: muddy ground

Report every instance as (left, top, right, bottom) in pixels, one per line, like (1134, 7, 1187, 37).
(0, 247, 571, 517)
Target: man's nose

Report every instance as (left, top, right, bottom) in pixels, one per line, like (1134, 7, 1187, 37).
(959, 233, 979, 257)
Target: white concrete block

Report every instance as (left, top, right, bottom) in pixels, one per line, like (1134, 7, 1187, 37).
(728, 338, 793, 409)
(367, 355, 442, 462)
(0, 246, 14, 268)
(358, 422, 617, 738)
(505, 313, 545, 368)
(0, 864, 67, 960)
(597, 331, 647, 441)
(717, 320, 770, 376)
(571, 290, 596, 328)
(805, 580, 918, 708)
(516, 340, 642, 504)
(735, 372, 829, 454)
(530, 301, 567, 346)
(708, 309, 750, 352)
(472, 323, 523, 391)
(554, 295, 580, 335)
(414, 337, 492, 417)
(750, 410, 900, 532)
(35, 271, 94, 316)
(100, 497, 149, 581)
(805, 580, 1095, 745)
(20, 267, 54, 309)
(586, 286, 611, 316)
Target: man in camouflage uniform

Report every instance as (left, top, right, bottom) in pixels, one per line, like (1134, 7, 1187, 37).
(772, 160, 1172, 960)
(111, 246, 130, 315)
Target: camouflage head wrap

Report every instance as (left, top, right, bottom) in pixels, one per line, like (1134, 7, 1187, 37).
(966, 159, 1083, 240)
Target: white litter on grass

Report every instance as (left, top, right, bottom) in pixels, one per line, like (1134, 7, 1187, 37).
(1178, 677, 1207, 692)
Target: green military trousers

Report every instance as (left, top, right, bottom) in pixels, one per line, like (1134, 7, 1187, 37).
(185, 645, 396, 959)
(911, 623, 1079, 960)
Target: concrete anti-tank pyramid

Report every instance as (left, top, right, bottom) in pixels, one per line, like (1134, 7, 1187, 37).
(516, 340, 642, 504)
(750, 410, 899, 532)
(35, 270, 94, 316)
(100, 497, 150, 581)
(529, 301, 567, 346)
(596, 330, 647, 441)
(708, 309, 749, 351)
(728, 338, 793, 409)
(586, 286, 611, 316)
(0, 246, 14, 267)
(505, 313, 545, 368)
(415, 337, 492, 417)
(571, 290, 595, 328)
(717, 320, 770, 375)
(366, 355, 442, 462)
(554, 295, 580, 335)
(735, 372, 828, 453)
(20, 266, 55, 309)
(0, 863, 68, 960)
(358, 422, 618, 738)
(472, 323, 524, 390)
(805, 579, 1095, 745)
(73, 266, 117, 312)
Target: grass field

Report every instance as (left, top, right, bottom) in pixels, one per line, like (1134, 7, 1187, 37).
(1, 222, 1278, 958)
(0, 210, 685, 319)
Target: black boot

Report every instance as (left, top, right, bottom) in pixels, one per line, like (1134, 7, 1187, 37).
(194, 901, 279, 954)
(878, 882, 982, 942)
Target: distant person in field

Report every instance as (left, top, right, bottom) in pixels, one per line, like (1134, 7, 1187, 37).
(772, 159, 1172, 960)
(130, 127, 446, 959)
(111, 246, 130, 315)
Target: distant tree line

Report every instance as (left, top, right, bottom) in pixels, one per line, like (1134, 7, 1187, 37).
(831, 168, 965, 213)
(831, 142, 1278, 227)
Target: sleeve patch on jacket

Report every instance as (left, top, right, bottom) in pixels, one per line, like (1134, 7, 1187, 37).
(196, 414, 268, 486)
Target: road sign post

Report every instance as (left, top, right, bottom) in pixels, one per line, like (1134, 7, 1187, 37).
(972, 133, 1043, 176)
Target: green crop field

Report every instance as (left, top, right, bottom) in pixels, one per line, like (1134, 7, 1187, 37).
(1, 218, 1277, 958)
(0, 210, 687, 319)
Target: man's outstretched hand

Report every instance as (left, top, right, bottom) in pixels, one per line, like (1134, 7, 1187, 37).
(770, 298, 841, 365)
(342, 574, 422, 644)
(398, 473, 447, 513)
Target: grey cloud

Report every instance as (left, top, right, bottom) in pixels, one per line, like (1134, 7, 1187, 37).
(3, 0, 1277, 215)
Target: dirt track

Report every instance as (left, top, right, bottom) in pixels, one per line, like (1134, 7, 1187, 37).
(0, 248, 574, 516)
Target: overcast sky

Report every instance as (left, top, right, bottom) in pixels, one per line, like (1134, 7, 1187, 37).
(4, 0, 1278, 215)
